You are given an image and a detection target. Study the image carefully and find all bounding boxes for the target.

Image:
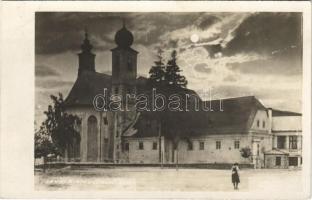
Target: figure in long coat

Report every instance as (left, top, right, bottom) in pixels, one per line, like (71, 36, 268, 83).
(231, 163, 240, 190)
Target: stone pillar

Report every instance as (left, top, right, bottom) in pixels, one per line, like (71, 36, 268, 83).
(161, 136, 165, 164)
(97, 113, 102, 162)
(285, 136, 289, 149)
(81, 114, 88, 162)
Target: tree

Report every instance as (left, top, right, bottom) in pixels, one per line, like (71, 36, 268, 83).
(240, 147, 252, 159)
(164, 50, 187, 88)
(35, 123, 58, 172)
(149, 48, 165, 85)
(40, 93, 81, 156)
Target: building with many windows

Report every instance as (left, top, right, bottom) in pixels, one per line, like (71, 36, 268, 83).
(264, 110, 302, 168)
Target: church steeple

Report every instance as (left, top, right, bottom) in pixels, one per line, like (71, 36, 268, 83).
(78, 29, 96, 76)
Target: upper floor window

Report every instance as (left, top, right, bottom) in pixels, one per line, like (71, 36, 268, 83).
(139, 141, 144, 150)
(199, 141, 205, 150)
(234, 141, 240, 149)
(289, 136, 298, 149)
(152, 142, 158, 150)
(277, 136, 286, 149)
(216, 141, 221, 149)
(257, 120, 260, 127)
(262, 121, 265, 128)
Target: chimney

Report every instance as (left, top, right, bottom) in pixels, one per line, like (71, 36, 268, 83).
(267, 108, 273, 134)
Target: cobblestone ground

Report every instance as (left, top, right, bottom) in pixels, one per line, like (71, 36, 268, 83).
(35, 167, 303, 196)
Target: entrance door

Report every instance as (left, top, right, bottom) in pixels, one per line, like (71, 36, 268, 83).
(87, 116, 98, 162)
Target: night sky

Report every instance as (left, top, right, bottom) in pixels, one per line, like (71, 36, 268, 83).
(35, 12, 302, 124)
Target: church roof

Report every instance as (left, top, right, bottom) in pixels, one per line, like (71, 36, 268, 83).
(64, 71, 111, 107)
(131, 96, 266, 138)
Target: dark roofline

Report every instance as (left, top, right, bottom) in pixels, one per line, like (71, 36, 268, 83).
(272, 109, 302, 117)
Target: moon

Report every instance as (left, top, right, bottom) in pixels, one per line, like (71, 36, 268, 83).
(190, 34, 199, 43)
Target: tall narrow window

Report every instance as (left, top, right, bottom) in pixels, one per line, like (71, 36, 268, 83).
(152, 142, 157, 150)
(199, 141, 205, 150)
(277, 136, 286, 149)
(276, 157, 281, 166)
(216, 141, 221, 149)
(139, 141, 144, 150)
(234, 141, 240, 149)
(103, 116, 108, 125)
(262, 121, 265, 128)
(187, 142, 193, 151)
(289, 136, 298, 149)
(257, 120, 260, 127)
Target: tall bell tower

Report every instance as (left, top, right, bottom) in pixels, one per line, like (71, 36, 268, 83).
(111, 21, 138, 163)
(78, 31, 96, 76)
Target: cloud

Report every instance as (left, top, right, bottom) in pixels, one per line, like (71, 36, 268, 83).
(195, 15, 221, 30)
(194, 63, 212, 74)
(227, 50, 302, 76)
(36, 79, 74, 90)
(35, 64, 60, 77)
(223, 12, 302, 57)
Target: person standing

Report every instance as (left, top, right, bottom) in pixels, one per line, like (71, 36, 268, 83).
(231, 163, 240, 190)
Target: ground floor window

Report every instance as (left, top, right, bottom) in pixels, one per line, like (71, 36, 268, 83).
(216, 141, 221, 149)
(152, 142, 157, 150)
(139, 141, 144, 150)
(187, 141, 193, 151)
(199, 141, 205, 150)
(289, 157, 298, 166)
(276, 156, 281, 166)
(234, 141, 240, 149)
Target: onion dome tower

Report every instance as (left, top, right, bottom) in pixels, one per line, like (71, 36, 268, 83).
(111, 20, 138, 91)
(111, 20, 138, 163)
(78, 31, 96, 76)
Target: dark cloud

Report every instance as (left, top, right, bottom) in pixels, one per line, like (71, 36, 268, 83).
(227, 49, 302, 76)
(36, 12, 126, 54)
(196, 15, 220, 30)
(36, 12, 209, 55)
(223, 12, 302, 57)
(203, 44, 222, 58)
(35, 64, 60, 77)
(194, 63, 211, 74)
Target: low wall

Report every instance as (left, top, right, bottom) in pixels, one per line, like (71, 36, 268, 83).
(35, 162, 254, 170)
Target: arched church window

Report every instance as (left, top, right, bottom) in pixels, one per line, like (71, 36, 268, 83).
(103, 116, 108, 125)
(87, 115, 98, 161)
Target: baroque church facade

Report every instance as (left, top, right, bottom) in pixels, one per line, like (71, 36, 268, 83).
(63, 23, 302, 169)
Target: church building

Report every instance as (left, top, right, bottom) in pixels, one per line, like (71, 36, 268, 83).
(63, 23, 302, 169)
